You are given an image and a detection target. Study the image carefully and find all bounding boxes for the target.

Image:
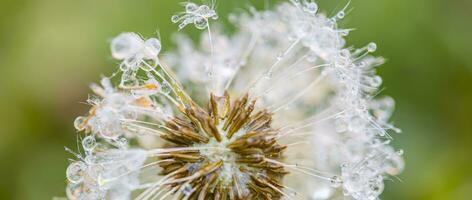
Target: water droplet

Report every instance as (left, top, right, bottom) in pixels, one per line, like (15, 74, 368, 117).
(305, 2, 318, 14)
(116, 137, 128, 148)
(199, 5, 211, 14)
(194, 18, 208, 30)
(367, 42, 377, 52)
(66, 161, 87, 183)
(330, 176, 342, 188)
(337, 11, 345, 19)
(161, 82, 171, 94)
(171, 15, 180, 23)
(74, 116, 87, 131)
(82, 135, 96, 152)
(144, 38, 161, 58)
(369, 75, 382, 87)
(110, 32, 142, 60)
(185, 3, 198, 13)
(396, 149, 404, 156)
(378, 131, 386, 136)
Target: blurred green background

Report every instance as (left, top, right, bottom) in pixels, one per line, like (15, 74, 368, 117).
(0, 0, 471, 199)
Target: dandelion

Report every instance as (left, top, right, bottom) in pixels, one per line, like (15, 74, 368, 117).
(65, 1, 404, 199)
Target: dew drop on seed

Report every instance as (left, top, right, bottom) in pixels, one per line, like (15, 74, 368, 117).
(82, 135, 96, 152)
(194, 17, 208, 29)
(74, 116, 87, 131)
(306, 2, 318, 14)
(330, 176, 342, 188)
(337, 11, 345, 19)
(161, 83, 171, 94)
(185, 3, 198, 13)
(207, 71, 213, 78)
(367, 42, 377, 52)
(171, 15, 180, 23)
(117, 137, 128, 148)
(369, 75, 382, 87)
(66, 161, 87, 183)
(396, 149, 404, 156)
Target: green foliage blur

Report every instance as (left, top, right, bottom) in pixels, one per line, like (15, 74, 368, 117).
(0, 0, 470, 199)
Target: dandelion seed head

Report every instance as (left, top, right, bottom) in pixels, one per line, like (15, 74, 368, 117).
(65, 1, 404, 200)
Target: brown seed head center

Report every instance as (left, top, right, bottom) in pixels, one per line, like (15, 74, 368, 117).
(158, 92, 287, 199)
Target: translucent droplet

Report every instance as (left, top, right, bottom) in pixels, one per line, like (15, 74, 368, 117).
(110, 33, 142, 60)
(74, 116, 87, 131)
(185, 3, 198, 12)
(144, 38, 161, 58)
(118, 137, 128, 147)
(369, 75, 382, 87)
(82, 135, 96, 152)
(171, 15, 180, 23)
(161, 83, 171, 94)
(378, 131, 386, 136)
(199, 5, 211, 14)
(396, 149, 404, 156)
(330, 176, 342, 188)
(305, 2, 318, 14)
(194, 18, 208, 29)
(66, 161, 87, 183)
(367, 42, 377, 52)
(337, 11, 345, 19)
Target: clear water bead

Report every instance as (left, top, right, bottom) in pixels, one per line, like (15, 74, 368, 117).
(396, 149, 404, 156)
(330, 176, 343, 188)
(171, 15, 180, 23)
(185, 3, 198, 12)
(337, 11, 345, 19)
(369, 75, 382, 87)
(66, 161, 87, 183)
(74, 116, 87, 131)
(194, 18, 208, 29)
(143, 38, 161, 59)
(367, 42, 377, 52)
(82, 135, 96, 152)
(305, 2, 318, 14)
(110, 33, 142, 60)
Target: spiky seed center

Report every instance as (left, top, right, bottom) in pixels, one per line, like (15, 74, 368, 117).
(158, 92, 288, 199)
